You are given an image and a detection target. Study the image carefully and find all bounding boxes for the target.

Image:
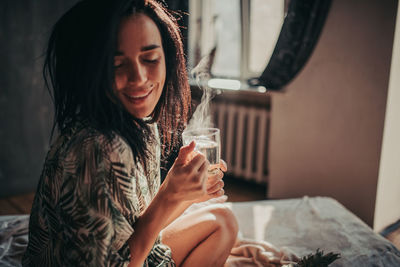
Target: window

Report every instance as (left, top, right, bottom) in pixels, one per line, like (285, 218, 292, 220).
(188, 0, 285, 86)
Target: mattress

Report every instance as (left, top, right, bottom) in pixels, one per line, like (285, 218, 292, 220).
(230, 196, 400, 266)
(1, 196, 399, 266)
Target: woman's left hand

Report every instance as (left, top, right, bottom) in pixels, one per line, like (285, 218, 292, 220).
(181, 160, 228, 215)
(206, 160, 227, 197)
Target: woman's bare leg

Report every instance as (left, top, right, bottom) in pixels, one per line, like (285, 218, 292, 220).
(161, 203, 238, 267)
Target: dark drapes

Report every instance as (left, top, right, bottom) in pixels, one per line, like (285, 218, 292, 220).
(249, 0, 332, 90)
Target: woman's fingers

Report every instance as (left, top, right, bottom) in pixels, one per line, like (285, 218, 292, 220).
(206, 170, 224, 188)
(197, 158, 209, 176)
(165, 142, 212, 202)
(176, 144, 227, 173)
(206, 179, 224, 194)
(168, 143, 227, 202)
(175, 141, 196, 165)
(208, 189, 225, 198)
(208, 194, 228, 203)
(186, 153, 209, 173)
(181, 153, 209, 194)
(219, 159, 227, 172)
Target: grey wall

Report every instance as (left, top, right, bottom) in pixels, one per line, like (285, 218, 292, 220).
(0, 0, 79, 197)
(267, 0, 398, 226)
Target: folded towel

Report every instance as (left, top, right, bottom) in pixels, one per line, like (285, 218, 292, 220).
(225, 236, 298, 267)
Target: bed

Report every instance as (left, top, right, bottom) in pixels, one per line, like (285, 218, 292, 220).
(1, 196, 399, 266)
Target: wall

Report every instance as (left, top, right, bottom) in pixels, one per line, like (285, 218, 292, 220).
(374, 3, 400, 232)
(267, 0, 397, 226)
(0, 0, 187, 198)
(0, 0, 79, 198)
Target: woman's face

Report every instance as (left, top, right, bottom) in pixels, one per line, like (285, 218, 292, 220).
(113, 13, 166, 119)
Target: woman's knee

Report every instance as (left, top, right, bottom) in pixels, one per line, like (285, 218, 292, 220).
(207, 204, 239, 238)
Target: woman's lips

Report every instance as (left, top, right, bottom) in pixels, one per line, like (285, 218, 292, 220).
(123, 89, 152, 104)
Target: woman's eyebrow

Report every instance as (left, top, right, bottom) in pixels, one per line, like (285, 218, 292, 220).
(141, 44, 161, 51)
(114, 44, 161, 56)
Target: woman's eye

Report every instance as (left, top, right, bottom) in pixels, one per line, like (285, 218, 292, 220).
(143, 58, 160, 64)
(114, 63, 124, 68)
(114, 58, 125, 68)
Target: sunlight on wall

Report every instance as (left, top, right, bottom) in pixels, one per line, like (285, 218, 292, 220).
(374, 3, 400, 232)
(253, 205, 275, 241)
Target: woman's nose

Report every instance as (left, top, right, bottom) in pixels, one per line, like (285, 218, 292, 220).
(128, 62, 146, 85)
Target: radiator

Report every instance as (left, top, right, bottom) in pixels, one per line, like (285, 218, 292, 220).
(211, 101, 270, 184)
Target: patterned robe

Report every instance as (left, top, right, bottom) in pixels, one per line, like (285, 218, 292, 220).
(22, 122, 175, 266)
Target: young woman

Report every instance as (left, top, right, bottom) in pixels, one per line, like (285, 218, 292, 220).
(22, 0, 238, 266)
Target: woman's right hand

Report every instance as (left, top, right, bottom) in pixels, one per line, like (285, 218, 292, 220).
(163, 141, 210, 203)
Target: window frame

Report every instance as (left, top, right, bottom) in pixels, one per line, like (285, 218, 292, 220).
(188, 0, 285, 83)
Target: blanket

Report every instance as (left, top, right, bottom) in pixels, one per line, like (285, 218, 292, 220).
(0, 215, 29, 267)
(0, 215, 298, 267)
(0, 214, 298, 267)
(2, 197, 400, 266)
(225, 237, 298, 267)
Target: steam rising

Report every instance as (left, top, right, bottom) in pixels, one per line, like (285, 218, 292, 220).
(185, 47, 217, 132)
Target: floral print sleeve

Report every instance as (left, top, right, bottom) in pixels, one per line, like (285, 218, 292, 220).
(22, 123, 175, 267)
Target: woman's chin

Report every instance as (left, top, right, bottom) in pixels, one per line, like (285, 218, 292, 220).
(127, 108, 153, 119)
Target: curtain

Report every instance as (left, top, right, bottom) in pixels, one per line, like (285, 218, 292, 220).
(250, 0, 332, 90)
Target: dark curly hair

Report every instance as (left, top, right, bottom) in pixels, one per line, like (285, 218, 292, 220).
(44, 0, 190, 165)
